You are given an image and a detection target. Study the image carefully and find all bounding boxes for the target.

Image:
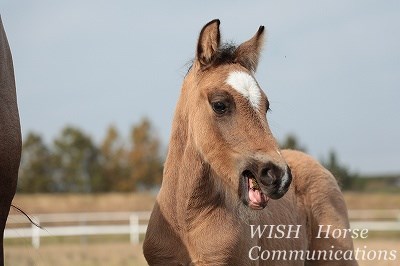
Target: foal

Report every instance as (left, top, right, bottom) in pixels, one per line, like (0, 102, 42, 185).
(143, 19, 356, 266)
(0, 16, 21, 266)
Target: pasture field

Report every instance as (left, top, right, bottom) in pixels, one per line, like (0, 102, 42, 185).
(5, 242, 147, 266)
(9, 192, 157, 214)
(5, 192, 400, 265)
(343, 192, 400, 210)
(8, 191, 400, 214)
(4, 240, 399, 266)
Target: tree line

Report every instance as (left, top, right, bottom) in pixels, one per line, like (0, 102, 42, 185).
(280, 134, 359, 190)
(18, 118, 163, 193)
(18, 119, 358, 193)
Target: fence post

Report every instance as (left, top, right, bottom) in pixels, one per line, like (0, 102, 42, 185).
(129, 214, 139, 244)
(32, 217, 40, 249)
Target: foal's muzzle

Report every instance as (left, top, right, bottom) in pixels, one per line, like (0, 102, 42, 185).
(240, 160, 292, 210)
(259, 163, 292, 199)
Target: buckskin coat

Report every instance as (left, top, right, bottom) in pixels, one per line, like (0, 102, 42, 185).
(143, 20, 357, 266)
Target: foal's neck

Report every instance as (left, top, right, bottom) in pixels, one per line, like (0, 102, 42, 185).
(160, 135, 231, 231)
(158, 88, 237, 230)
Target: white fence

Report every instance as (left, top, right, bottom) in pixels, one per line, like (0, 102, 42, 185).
(5, 211, 151, 248)
(348, 209, 400, 231)
(5, 209, 400, 248)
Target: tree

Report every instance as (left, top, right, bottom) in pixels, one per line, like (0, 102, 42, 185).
(52, 126, 105, 192)
(17, 119, 166, 193)
(279, 135, 358, 190)
(128, 118, 163, 191)
(100, 125, 129, 191)
(322, 150, 358, 190)
(18, 132, 53, 193)
(280, 134, 307, 152)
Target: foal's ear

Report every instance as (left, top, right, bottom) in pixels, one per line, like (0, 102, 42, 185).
(196, 19, 221, 67)
(234, 26, 265, 72)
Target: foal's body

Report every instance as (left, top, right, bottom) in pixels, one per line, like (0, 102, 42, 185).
(0, 16, 21, 265)
(145, 150, 353, 265)
(144, 20, 356, 265)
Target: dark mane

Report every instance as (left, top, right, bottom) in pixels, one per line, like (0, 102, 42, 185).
(186, 42, 238, 74)
(211, 42, 237, 66)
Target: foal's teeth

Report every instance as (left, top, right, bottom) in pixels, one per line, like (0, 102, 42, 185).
(251, 177, 261, 191)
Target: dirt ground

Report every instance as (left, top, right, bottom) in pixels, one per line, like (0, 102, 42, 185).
(5, 192, 399, 265)
(5, 242, 147, 266)
(353, 239, 399, 266)
(3, 239, 399, 266)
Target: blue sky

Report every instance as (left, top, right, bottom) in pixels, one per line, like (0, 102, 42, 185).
(2, 1, 399, 174)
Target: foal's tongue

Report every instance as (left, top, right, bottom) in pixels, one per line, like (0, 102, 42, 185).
(249, 187, 265, 204)
(248, 177, 269, 208)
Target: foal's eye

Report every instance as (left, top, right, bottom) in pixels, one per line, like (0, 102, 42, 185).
(211, 101, 227, 115)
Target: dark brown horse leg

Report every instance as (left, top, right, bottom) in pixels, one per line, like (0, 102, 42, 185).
(0, 15, 21, 266)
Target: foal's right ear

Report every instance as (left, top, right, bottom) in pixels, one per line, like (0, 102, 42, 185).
(196, 19, 221, 67)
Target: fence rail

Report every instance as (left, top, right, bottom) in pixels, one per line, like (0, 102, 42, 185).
(5, 209, 400, 248)
(5, 211, 151, 248)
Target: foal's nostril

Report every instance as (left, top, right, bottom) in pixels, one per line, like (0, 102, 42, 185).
(260, 167, 273, 185)
(259, 163, 283, 186)
(260, 167, 270, 179)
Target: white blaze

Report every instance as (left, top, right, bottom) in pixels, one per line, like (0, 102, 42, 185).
(226, 71, 261, 110)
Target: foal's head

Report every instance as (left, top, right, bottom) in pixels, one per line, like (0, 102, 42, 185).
(180, 20, 292, 210)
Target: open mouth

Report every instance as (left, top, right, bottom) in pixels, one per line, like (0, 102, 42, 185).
(243, 170, 269, 210)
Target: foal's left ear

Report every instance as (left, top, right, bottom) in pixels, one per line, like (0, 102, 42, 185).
(196, 19, 221, 67)
(234, 26, 265, 72)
